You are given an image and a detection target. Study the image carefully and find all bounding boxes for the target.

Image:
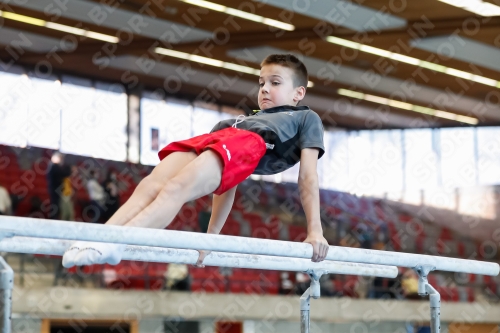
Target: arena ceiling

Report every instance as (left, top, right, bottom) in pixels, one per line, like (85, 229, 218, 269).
(1, 0, 500, 129)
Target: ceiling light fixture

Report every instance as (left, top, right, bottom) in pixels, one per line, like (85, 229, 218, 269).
(0, 10, 119, 43)
(337, 88, 479, 125)
(179, 0, 295, 31)
(438, 0, 500, 17)
(327, 36, 499, 88)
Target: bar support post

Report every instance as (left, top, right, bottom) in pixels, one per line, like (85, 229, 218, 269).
(300, 270, 324, 333)
(415, 265, 440, 333)
(0, 256, 13, 333)
(300, 287, 311, 333)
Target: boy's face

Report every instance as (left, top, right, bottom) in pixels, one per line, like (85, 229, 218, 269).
(258, 64, 305, 110)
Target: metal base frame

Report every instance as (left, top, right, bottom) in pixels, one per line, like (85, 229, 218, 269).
(0, 257, 13, 333)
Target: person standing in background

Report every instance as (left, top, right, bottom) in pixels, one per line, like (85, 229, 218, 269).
(86, 169, 106, 223)
(102, 169, 120, 222)
(60, 166, 77, 221)
(46, 152, 71, 219)
(164, 263, 190, 291)
(0, 183, 12, 215)
(401, 268, 420, 299)
(198, 204, 211, 233)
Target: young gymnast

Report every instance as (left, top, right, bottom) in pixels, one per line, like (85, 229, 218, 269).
(62, 54, 329, 268)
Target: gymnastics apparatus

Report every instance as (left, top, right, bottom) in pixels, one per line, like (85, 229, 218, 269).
(0, 217, 498, 333)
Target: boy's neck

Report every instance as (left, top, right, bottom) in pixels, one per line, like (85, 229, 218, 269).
(255, 105, 309, 113)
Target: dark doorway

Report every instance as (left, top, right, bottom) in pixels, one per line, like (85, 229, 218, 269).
(46, 320, 134, 333)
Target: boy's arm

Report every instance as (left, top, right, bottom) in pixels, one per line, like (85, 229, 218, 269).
(298, 148, 329, 262)
(207, 186, 237, 234)
(195, 185, 237, 266)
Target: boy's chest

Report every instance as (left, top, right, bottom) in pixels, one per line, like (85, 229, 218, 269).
(250, 112, 303, 142)
(254, 111, 301, 129)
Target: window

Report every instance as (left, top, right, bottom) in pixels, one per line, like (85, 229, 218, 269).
(192, 106, 222, 136)
(404, 129, 439, 190)
(140, 94, 192, 166)
(60, 77, 127, 161)
(477, 127, 500, 185)
(458, 186, 496, 219)
(371, 130, 403, 194)
(439, 128, 476, 188)
(0, 70, 29, 147)
(281, 162, 300, 183)
(26, 76, 61, 149)
(347, 131, 373, 195)
(319, 130, 349, 191)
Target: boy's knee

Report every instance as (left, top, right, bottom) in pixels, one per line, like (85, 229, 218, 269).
(159, 177, 188, 198)
(139, 176, 164, 200)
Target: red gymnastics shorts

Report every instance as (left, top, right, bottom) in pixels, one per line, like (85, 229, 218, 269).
(158, 127, 266, 195)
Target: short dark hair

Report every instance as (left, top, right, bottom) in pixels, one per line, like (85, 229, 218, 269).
(260, 54, 308, 88)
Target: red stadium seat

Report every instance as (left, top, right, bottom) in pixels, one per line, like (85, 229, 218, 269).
(229, 281, 243, 293)
(191, 280, 203, 292)
(288, 225, 307, 242)
(202, 279, 226, 293)
(268, 284, 279, 294)
(251, 221, 274, 239)
(439, 228, 453, 241)
(450, 287, 460, 302)
(399, 214, 412, 223)
(435, 287, 447, 301)
(486, 282, 497, 295)
(243, 212, 263, 225)
(427, 275, 438, 286)
(457, 242, 466, 258)
(221, 222, 240, 236)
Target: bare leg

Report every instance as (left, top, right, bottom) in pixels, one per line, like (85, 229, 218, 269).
(125, 150, 223, 229)
(62, 150, 224, 269)
(105, 152, 197, 226)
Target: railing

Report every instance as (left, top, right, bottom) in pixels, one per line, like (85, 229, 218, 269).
(0, 216, 498, 333)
